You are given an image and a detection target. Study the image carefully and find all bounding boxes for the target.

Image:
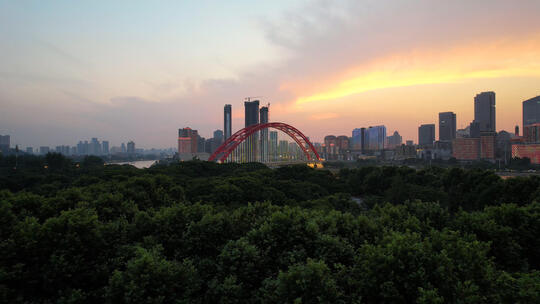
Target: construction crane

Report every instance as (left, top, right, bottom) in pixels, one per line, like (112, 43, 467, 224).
(244, 96, 263, 102)
(266, 102, 270, 121)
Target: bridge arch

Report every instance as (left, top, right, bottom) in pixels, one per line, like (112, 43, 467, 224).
(209, 122, 321, 163)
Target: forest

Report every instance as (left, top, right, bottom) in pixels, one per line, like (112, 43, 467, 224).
(1, 153, 539, 303)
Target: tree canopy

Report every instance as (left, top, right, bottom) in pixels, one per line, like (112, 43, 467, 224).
(1, 154, 540, 303)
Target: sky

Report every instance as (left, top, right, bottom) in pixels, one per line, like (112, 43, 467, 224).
(1, 0, 540, 148)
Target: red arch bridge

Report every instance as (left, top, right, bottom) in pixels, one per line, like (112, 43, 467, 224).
(209, 122, 322, 164)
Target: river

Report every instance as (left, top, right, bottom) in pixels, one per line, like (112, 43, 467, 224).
(108, 160, 157, 169)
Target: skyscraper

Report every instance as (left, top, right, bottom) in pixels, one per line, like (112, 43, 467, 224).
(197, 135, 205, 153)
(224, 104, 232, 140)
(366, 126, 386, 150)
(244, 100, 259, 162)
(439, 112, 456, 141)
(278, 140, 289, 159)
(523, 95, 540, 129)
(127, 141, 135, 154)
(474, 91, 496, 132)
(0, 135, 9, 153)
(90, 138, 101, 155)
(352, 128, 364, 150)
(418, 124, 435, 147)
(213, 130, 224, 143)
(102, 141, 109, 155)
(260, 106, 269, 162)
(244, 100, 259, 127)
(270, 131, 278, 161)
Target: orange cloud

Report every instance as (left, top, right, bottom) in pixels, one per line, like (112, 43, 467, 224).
(288, 33, 540, 105)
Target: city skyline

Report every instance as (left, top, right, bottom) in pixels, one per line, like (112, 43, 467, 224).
(2, 1, 540, 148)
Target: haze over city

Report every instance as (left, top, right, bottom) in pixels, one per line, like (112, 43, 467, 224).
(2, 0, 540, 148)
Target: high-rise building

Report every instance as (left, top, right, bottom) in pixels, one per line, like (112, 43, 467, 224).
(224, 104, 232, 140)
(121, 143, 126, 153)
(244, 100, 259, 162)
(90, 138, 101, 155)
(336, 136, 350, 160)
(387, 131, 402, 149)
(523, 123, 540, 143)
(39, 146, 50, 155)
(278, 140, 289, 158)
(77, 141, 84, 155)
(102, 141, 109, 155)
(0, 135, 10, 153)
(26, 147, 33, 154)
(496, 131, 513, 162)
(213, 130, 224, 143)
(197, 135, 206, 153)
(469, 121, 481, 138)
(260, 106, 269, 162)
(480, 132, 496, 160)
(55, 145, 70, 155)
(244, 100, 259, 127)
(523, 96, 540, 129)
(127, 141, 135, 154)
(366, 126, 386, 150)
(439, 112, 456, 141)
(418, 124, 435, 147)
(452, 132, 495, 161)
(210, 130, 224, 154)
(324, 135, 337, 160)
(452, 138, 480, 160)
(270, 131, 278, 161)
(178, 128, 198, 154)
(512, 122, 540, 164)
(474, 91, 496, 132)
(352, 128, 366, 151)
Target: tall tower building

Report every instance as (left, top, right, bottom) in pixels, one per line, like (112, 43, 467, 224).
(244, 100, 259, 127)
(439, 112, 457, 141)
(418, 124, 435, 147)
(270, 131, 278, 161)
(260, 106, 269, 162)
(474, 91, 496, 132)
(224, 104, 232, 140)
(244, 100, 260, 162)
(523, 95, 540, 129)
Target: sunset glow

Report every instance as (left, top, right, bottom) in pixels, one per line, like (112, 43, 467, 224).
(293, 34, 540, 105)
(2, 1, 540, 146)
